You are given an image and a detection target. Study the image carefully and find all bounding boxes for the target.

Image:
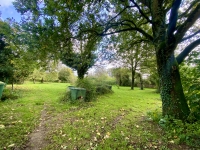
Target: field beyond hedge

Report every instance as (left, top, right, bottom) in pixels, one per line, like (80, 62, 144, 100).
(0, 82, 194, 149)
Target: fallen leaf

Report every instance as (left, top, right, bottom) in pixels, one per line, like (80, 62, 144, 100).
(135, 125, 139, 128)
(0, 124, 5, 129)
(97, 132, 101, 136)
(8, 144, 15, 148)
(106, 132, 110, 136)
(94, 137, 97, 141)
(104, 135, 110, 139)
(169, 140, 174, 144)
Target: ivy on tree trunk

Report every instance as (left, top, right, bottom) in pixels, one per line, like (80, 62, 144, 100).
(157, 50, 190, 120)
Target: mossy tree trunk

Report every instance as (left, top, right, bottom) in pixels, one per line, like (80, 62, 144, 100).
(156, 48, 190, 120)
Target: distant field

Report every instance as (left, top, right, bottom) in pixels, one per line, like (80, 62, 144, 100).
(0, 82, 189, 149)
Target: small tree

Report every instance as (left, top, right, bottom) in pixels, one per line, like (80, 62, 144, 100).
(58, 67, 74, 83)
(112, 68, 131, 86)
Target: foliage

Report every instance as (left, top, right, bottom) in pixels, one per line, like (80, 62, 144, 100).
(29, 69, 45, 83)
(0, 20, 37, 84)
(96, 84, 113, 95)
(115, 32, 154, 90)
(61, 36, 99, 79)
(0, 21, 14, 82)
(147, 109, 162, 123)
(58, 67, 74, 83)
(147, 110, 200, 148)
(1, 88, 20, 101)
(44, 71, 58, 82)
(89, 67, 116, 86)
(180, 64, 200, 121)
(75, 78, 97, 102)
(112, 68, 131, 86)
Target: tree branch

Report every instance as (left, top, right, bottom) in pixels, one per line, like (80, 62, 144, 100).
(106, 5, 135, 25)
(181, 29, 200, 42)
(130, 0, 152, 24)
(175, 3, 200, 43)
(176, 38, 200, 64)
(137, 0, 151, 9)
(167, 0, 182, 37)
(99, 27, 153, 42)
(179, 0, 199, 18)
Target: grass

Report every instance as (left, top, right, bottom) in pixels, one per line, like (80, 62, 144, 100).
(0, 82, 196, 149)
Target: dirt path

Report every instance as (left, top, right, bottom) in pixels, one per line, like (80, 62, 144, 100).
(24, 105, 52, 150)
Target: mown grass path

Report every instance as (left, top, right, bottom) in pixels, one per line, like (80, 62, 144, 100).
(0, 82, 192, 149)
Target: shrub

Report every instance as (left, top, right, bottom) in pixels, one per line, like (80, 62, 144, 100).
(58, 67, 74, 83)
(60, 78, 114, 103)
(147, 110, 200, 148)
(180, 65, 200, 121)
(96, 84, 113, 95)
(1, 89, 19, 101)
(60, 91, 71, 102)
(75, 78, 97, 102)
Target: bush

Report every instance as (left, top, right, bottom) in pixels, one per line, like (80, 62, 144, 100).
(180, 65, 200, 121)
(147, 110, 200, 148)
(96, 84, 113, 95)
(60, 91, 71, 102)
(60, 78, 113, 103)
(1, 89, 19, 101)
(75, 78, 97, 102)
(58, 67, 74, 83)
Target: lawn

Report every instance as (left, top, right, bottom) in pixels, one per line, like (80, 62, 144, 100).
(0, 82, 193, 149)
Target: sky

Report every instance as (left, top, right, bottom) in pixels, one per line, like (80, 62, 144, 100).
(0, 0, 21, 22)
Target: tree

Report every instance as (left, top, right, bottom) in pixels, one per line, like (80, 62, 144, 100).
(58, 67, 74, 83)
(116, 32, 152, 90)
(112, 68, 131, 86)
(1, 19, 38, 87)
(75, 0, 199, 120)
(13, 0, 200, 120)
(60, 36, 99, 79)
(0, 20, 14, 83)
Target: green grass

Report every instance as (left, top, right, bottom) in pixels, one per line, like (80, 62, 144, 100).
(0, 82, 196, 149)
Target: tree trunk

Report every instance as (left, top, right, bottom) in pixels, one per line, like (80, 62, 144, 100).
(139, 73, 143, 90)
(77, 69, 85, 79)
(12, 82, 14, 91)
(157, 53, 190, 120)
(41, 77, 44, 83)
(131, 69, 135, 90)
(33, 78, 35, 84)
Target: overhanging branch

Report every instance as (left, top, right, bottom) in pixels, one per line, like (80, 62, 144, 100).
(99, 27, 153, 42)
(176, 38, 200, 64)
(175, 3, 200, 43)
(181, 29, 200, 42)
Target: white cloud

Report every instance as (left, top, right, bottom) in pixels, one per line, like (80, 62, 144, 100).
(0, 0, 14, 7)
